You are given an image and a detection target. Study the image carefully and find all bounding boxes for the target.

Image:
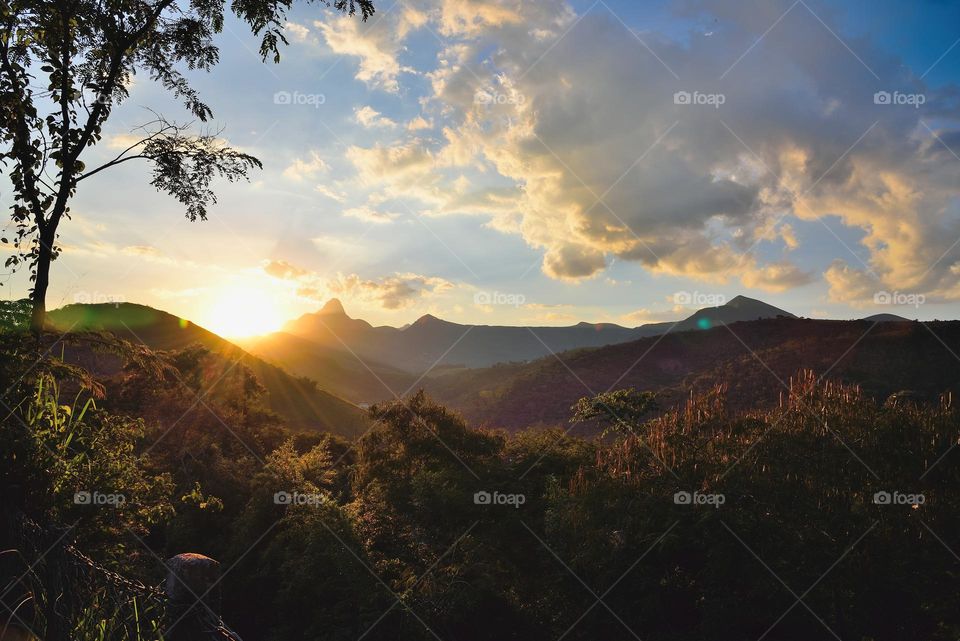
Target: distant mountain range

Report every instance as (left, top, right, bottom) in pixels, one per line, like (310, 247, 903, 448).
(239, 295, 797, 401)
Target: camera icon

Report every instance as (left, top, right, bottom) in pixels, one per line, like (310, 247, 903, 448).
(474, 91, 493, 105)
(274, 491, 292, 505)
(673, 491, 692, 505)
(273, 91, 292, 105)
(673, 291, 692, 305)
(873, 491, 892, 505)
(873, 91, 891, 105)
(673, 91, 691, 105)
(474, 291, 492, 305)
(74, 491, 91, 505)
(873, 291, 892, 305)
(473, 491, 492, 505)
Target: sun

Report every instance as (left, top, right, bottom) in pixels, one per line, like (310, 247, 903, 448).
(202, 286, 285, 338)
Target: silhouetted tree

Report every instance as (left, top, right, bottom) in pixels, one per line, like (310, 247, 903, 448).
(571, 388, 658, 437)
(0, 0, 374, 332)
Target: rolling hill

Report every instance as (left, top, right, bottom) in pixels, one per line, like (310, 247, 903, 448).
(421, 317, 960, 430)
(47, 303, 371, 437)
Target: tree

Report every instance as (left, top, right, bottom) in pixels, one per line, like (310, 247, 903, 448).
(571, 388, 658, 437)
(0, 0, 375, 333)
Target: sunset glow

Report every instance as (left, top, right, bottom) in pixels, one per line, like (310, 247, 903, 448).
(201, 286, 285, 337)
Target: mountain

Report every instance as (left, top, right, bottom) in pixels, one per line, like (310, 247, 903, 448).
(47, 303, 370, 437)
(671, 295, 795, 331)
(241, 295, 797, 402)
(422, 317, 960, 430)
(277, 298, 652, 373)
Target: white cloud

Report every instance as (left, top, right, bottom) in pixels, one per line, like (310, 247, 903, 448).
(354, 105, 397, 128)
(283, 152, 328, 181)
(315, 184, 347, 203)
(343, 205, 401, 224)
(407, 116, 434, 131)
(315, 15, 414, 92)
(285, 21, 311, 43)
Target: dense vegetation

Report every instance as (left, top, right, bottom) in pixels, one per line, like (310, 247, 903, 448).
(2, 319, 959, 640)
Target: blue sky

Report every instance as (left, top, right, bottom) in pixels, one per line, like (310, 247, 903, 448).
(4, 0, 960, 336)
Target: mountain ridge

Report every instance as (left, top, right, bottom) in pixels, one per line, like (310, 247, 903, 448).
(274, 295, 795, 373)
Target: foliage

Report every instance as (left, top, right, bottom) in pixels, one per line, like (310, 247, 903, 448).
(0, 297, 31, 331)
(3, 355, 960, 640)
(1, 369, 174, 641)
(571, 387, 658, 437)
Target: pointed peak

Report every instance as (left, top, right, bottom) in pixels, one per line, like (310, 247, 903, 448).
(319, 298, 346, 316)
(726, 295, 754, 306)
(407, 313, 448, 329)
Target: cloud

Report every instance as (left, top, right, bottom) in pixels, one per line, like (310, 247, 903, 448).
(285, 21, 311, 43)
(620, 305, 686, 325)
(343, 205, 401, 224)
(437, 0, 524, 37)
(346, 140, 443, 205)
(121, 245, 164, 258)
(283, 152, 328, 181)
(354, 105, 397, 128)
(261, 259, 454, 310)
(824, 259, 882, 307)
(328, 272, 455, 309)
(264, 259, 310, 280)
(340, 0, 960, 299)
(407, 116, 434, 131)
(740, 261, 815, 292)
(315, 184, 347, 202)
(315, 15, 414, 92)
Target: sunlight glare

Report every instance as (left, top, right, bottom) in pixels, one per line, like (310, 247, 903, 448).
(202, 285, 284, 338)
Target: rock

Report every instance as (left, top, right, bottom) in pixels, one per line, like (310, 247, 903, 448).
(165, 554, 243, 641)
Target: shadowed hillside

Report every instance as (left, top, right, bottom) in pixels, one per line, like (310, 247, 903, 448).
(424, 317, 960, 429)
(47, 303, 370, 437)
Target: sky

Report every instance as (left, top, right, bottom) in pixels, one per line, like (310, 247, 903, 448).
(4, 0, 960, 337)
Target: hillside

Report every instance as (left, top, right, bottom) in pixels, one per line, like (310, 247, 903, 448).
(238, 330, 417, 404)
(423, 317, 960, 429)
(47, 303, 371, 438)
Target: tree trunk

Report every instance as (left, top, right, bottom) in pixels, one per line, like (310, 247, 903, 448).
(29, 229, 55, 334)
